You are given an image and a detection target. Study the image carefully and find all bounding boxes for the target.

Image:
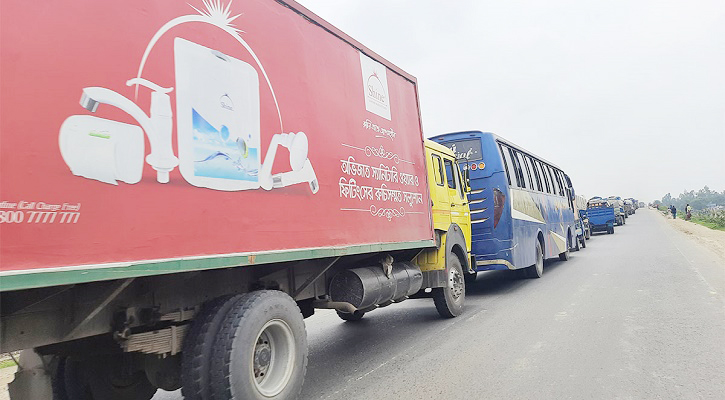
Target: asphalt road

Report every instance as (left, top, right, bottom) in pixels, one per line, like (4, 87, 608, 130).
(154, 209, 725, 399)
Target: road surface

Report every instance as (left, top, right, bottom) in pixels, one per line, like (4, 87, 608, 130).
(121, 209, 725, 398)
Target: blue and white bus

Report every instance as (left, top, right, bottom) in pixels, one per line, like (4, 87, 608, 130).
(431, 131, 576, 278)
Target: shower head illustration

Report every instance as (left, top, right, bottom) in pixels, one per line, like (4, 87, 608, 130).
(80, 78, 179, 183)
(259, 132, 319, 194)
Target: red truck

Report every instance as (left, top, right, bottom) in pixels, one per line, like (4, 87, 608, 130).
(0, 1, 472, 399)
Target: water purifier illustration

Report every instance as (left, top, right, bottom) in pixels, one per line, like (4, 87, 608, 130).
(174, 37, 262, 191)
(60, 34, 318, 194)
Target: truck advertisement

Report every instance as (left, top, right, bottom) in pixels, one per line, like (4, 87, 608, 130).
(0, 0, 433, 278)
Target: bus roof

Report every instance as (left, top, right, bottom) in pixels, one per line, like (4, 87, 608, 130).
(430, 130, 565, 172)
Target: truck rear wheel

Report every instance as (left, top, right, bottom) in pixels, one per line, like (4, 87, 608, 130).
(433, 256, 465, 318)
(182, 295, 241, 400)
(210, 290, 307, 400)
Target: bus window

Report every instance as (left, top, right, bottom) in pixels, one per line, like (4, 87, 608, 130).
(547, 165, 560, 196)
(499, 143, 513, 186)
(444, 159, 457, 190)
(520, 153, 535, 190)
(432, 154, 444, 186)
(537, 160, 550, 193)
(555, 170, 565, 196)
(529, 156, 543, 192)
(508, 148, 525, 188)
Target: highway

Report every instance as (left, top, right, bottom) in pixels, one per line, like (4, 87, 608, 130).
(154, 209, 725, 399)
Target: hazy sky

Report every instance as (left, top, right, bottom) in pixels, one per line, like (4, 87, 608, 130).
(296, 0, 725, 202)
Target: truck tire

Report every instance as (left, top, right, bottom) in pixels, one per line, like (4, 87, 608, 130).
(182, 295, 241, 400)
(432, 256, 465, 318)
(525, 240, 544, 278)
(573, 236, 580, 251)
(336, 310, 365, 322)
(580, 236, 587, 249)
(52, 356, 92, 400)
(559, 233, 571, 261)
(608, 226, 614, 234)
(210, 291, 307, 400)
(84, 355, 157, 400)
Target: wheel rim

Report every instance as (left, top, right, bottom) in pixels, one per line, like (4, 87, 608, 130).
(251, 319, 295, 397)
(448, 265, 464, 300)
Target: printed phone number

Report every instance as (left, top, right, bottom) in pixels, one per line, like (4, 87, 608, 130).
(0, 211, 80, 224)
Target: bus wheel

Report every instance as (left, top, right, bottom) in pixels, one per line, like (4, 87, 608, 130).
(525, 241, 544, 278)
(336, 310, 365, 322)
(210, 290, 307, 400)
(559, 234, 571, 261)
(433, 256, 465, 318)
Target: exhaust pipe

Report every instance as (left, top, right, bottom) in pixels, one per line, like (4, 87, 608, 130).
(329, 261, 423, 311)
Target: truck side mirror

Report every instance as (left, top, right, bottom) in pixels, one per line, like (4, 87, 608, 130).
(460, 162, 471, 193)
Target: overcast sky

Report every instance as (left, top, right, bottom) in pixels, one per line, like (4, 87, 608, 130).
(296, 0, 725, 203)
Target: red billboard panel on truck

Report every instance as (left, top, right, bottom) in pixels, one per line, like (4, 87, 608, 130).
(0, 0, 432, 282)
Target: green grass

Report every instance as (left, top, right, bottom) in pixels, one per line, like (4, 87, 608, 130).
(689, 217, 725, 231)
(0, 358, 17, 369)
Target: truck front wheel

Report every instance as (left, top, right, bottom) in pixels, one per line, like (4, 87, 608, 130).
(433, 256, 465, 318)
(210, 290, 307, 400)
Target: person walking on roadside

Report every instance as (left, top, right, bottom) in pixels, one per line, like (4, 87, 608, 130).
(671, 205, 677, 219)
(686, 204, 692, 220)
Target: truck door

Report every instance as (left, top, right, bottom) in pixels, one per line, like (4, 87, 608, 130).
(443, 157, 471, 237)
(429, 152, 452, 230)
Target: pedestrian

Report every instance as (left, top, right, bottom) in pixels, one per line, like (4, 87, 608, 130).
(686, 204, 692, 220)
(671, 205, 677, 219)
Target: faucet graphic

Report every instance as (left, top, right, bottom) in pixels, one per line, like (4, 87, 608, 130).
(80, 78, 179, 183)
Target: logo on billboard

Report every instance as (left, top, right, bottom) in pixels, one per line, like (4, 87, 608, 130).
(360, 53, 391, 120)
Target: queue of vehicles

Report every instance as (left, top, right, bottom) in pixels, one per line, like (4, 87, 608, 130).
(0, 1, 630, 399)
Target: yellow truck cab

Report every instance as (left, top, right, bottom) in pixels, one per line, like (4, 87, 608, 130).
(415, 139, 473, 317)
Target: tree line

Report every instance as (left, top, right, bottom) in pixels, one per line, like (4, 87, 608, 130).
(654, 186, 725, 211)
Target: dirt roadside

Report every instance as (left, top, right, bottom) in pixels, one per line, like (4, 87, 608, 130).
(657, 208, 725, 262)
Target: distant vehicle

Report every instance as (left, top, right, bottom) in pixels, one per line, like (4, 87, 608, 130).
(588, 198, 616, 234)
(607, 196, 627, 225)
(624, 199, 634, 215)
(574, 194, 590, 249)
(639, 201, 645, 208)
(432, 131, 576, 279)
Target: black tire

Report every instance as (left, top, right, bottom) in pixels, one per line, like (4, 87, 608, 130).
(559, 233, 571, 261)
(52, 356, 93, 400)
(432, 256, 465, 318)
(210, 291, 307, 400)
(525, 240, 544, 278)
(580, 237, 587, 249)
(608, 226, 614, 234)
(84, 355, 157, 400)
(573, 236, 580, 251)
(182, 295, 241, 400)
(336, 310, 365, 322)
